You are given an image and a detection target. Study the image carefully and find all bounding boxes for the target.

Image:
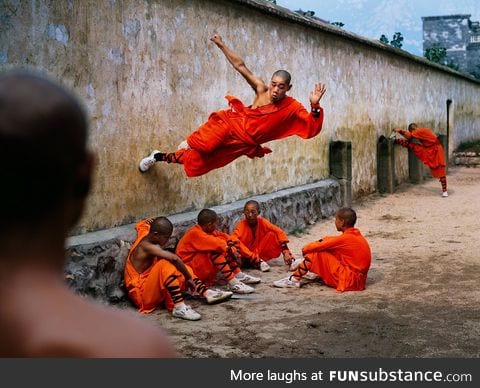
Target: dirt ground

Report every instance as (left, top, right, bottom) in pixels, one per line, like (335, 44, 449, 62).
(139, 166, 480, 358)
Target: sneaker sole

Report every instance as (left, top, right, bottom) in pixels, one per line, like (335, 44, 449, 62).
(172, 313, 201, 321)
(206, 293, 233, 305)
(230, 287, 255, 294)
(239, 278, 261, 285)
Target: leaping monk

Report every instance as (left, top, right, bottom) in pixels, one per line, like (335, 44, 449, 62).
(139, 34, 327, 177)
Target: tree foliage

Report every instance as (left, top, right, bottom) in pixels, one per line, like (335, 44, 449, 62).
(294, 9, 315, 18)
(379, 34, 389, 44)
(390, 32, 403, 48)
(424, 46, 460, 71)
(379, 32, 403, 48)
(424, 47, 447, 63)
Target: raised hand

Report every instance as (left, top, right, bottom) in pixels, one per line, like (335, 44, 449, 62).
(210, 34, 224, 47)
(309, 83, 327, 105)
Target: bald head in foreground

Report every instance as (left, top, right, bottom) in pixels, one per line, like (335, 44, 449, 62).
(0, 71, 175, 357)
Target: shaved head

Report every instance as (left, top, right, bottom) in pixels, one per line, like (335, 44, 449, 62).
(0, 71, 89, 228)
(150, 217, 173, 237)
(408, 123, 418, 131)
(244, 200, 260, 212)
(336, 207, 357, 227)
(197, 209, 218, 225)
(271, 70, 291, 85)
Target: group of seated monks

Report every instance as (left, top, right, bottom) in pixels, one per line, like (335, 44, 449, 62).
(124, 200, 372, 321)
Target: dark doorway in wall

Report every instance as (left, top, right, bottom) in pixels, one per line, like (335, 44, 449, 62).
(446, 99, 453, 163)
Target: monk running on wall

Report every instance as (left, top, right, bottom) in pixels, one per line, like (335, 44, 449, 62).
(393, 123, 448, 197)
(139, 34, 327, 177)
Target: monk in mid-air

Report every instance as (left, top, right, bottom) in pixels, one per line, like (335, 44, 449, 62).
(124, 217, 232, 321)
(139, 34, 327, 177)
(230, 200, 295, 272)
(273, 208, 371, 291)
(393, 123, 448, 197)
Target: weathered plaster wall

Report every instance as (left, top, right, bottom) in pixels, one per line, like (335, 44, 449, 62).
(1, 0, 480, 233)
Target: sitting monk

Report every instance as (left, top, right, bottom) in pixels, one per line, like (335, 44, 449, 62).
(273, 207, 371, 291)
(124, 217, 232, 321)
(176, 209, 261, 294)
(230, 200, 295, 272)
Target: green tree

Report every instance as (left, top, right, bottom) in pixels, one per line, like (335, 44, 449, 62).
(390, 32, 403, 48)
(379, 32, 404, 48)
(446, 60, 459, 71)
(295, 9, 315, 17)
(424, 47, 447, 63)
(379, 34, 389, 44)
(424, 46, 460, 71)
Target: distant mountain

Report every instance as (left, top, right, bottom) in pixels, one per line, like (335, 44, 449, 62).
(276, 0, 480, 57)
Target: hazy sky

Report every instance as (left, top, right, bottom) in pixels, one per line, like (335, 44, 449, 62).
(275, 0, 480, 56)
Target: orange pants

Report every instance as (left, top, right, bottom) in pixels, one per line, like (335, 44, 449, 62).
(185, 251, 239, 287)
(295, 252, 367, 292)
(125, 259, 195, 313)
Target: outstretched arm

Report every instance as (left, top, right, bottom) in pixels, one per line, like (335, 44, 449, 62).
(393, 127, 411, 139)
(210, 34, 267, 94)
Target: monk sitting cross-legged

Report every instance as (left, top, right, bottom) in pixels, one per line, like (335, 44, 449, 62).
(393, 123, 448, 197)
(273, 208, 371, 291)
(124, 217, 232, 321)
(138, 34, 327, 177)
(230, 200, 295, 273)
(176, 209, 261, 294)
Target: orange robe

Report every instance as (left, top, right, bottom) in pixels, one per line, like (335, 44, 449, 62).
(301, 228, 371, 292)
(124, 220, 193, 313)
(401, 128, 446, 177)
(231, 217, 289, 262)
(176, 224, 234, 286)
(182, 95, 324, 177)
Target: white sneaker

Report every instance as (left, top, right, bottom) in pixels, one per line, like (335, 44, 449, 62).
(273, 276, 301, 288)
(235, 272, 261, 284)
(204, 289, 233, 304)
(172, 304, 201, 321)
(177, 140, 191, 150)
(303, 271, 319, 281)
(289, 258, 304, 271)
(229, 281, 255, 294)
(259, 260, 271, 272)
(139, 150, 160, 172)
(442, 191, 449, 197)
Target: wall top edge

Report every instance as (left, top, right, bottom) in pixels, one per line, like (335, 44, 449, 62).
(421, 14, 472, 21)
(230, 0, 480, 84)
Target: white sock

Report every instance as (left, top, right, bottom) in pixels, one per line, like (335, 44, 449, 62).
(235, 272, 246, 280)
(174, 302, 186, 310)
(229, 277, 241, 286)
